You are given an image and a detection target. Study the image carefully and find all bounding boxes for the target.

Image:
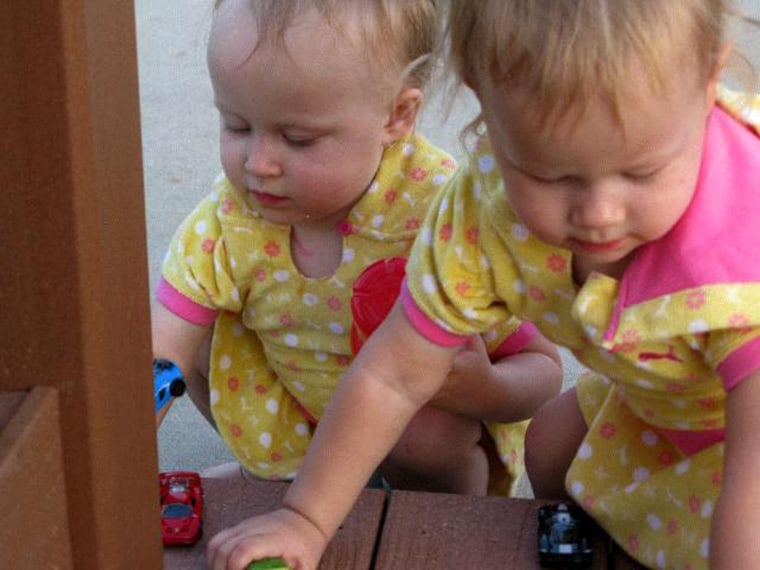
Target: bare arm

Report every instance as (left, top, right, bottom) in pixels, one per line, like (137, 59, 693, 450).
(207, 301, 458, 569)
(431, 330, 563, 422)
(709, 369, 760, 568)
(152, 302, 211, 425)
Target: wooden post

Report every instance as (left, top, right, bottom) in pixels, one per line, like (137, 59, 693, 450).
(0, 0, 162, 567)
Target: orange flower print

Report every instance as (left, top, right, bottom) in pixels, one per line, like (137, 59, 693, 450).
(697, 397, 719, 411)
(385, 189, 398, 205)
(455, 281, 470, 296)
(270, 452, 282, 462)
(279, 313, 294, 327)
(326, 296, 342, 311)
(611, 329, 641, 353)
(336, 355, 351, 367)
(221, 198, 234, 214)
(711, 470, 722, 487)
(688, 495, 701, 514)
(628, 535, 639, 552)
(255, 384, 267, 395)
(405, 217, 421, 231)
(254, 269, 267, 282)
(264, 241, 281, 257)
(287, 361, 302, 372)
(441, 158, 457, 170)
(227, 377, 239, 391)
(581, 495, 594, 509)
(686, 289, 706, 309)
(202, 238, 216, 253)
(409, 166, 428, 181)
(230, 424, 243, 438)
(466, 227, 479, 245)
(728, 313, 752, 334)
(529, 285, 547, 302)
(667, 518, 680, 535)
(439, 223, 453, 242)
(599, 421, 616, 439)
(546, 253, 567, 273)
(657, 450, 676, 466)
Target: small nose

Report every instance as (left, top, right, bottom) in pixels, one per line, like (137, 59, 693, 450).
(570, 183, 625, 230)
(244, 134, 282, 178)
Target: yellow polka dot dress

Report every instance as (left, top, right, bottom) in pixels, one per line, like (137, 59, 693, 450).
(405, 95, 760, 568)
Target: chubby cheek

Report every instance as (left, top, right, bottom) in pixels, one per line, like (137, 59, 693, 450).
(219, 136, 245, 188)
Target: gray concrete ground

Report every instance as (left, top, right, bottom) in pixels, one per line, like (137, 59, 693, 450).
(136, 0, 760, 476)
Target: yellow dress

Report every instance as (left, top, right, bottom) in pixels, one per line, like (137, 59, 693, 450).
(159, 133, 529, 492)
(406, 94, 760, 568)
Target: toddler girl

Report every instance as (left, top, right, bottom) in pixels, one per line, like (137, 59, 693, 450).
(154, 0, 562, 552)
(207, 1, 760, 569)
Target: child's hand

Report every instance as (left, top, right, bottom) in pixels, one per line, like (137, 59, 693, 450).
(431, 336, 492, 413)
(207, 507, 328, 570)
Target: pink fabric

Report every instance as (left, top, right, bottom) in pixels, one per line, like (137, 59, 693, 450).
(607, 107, 760, 331)
(658, 425, 726, 456)
(400, 282, 468, 347)
(717, 336, 760, 391)
(489, 321, 538, 358)
(156, 278, 218, 326)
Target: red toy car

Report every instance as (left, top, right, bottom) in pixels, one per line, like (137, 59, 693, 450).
(159, 471, 204, 546)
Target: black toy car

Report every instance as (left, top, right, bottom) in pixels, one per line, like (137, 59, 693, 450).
(537, 503, 593, 568)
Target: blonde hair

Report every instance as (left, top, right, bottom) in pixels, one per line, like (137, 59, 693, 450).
(215, 0, 441, 90)
(448, 0, 734, 127)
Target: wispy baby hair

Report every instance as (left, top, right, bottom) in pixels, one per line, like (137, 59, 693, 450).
(216, 0, 441, 90)
(448, 0, 729, 126)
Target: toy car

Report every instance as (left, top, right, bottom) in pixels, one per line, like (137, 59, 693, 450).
(537, 503, 593, 568)
(160, 471, 203, 546)
(246, 558, 290, 569)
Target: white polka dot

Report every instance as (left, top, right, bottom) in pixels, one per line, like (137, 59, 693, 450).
(635, 378, 655, 389)
(210, 389, 220, 405)
(343, 248, 355, 263)
(422, 274, 436, 294)
(511, 224, 529, 241)
(543, 312, 560, 324)
(219, 355, 232, 370)
(259, 432, 272, 448)
(368, 181, 380, 193)
(513, 279, 525, 294)
(372, 214, 384, 228)
(231, 288, 240, 303)
(570, 481, 584, 495)
(185, 255, 195, 267)
(273, 270, 291, 282)
(674, 459, 691, 475)
(303, 293, 318, 306)
(701, 500, 713, 518)
(284, 334, 298, 347)
(433, 173, 447, 186)
(641, 430, 659, 446)
(257, 462, 271, 470)
(577, 442, 593, 459)
(624, 482, 639, 494)
(266, 398, 278, 414)
(646, 513, 662, 530)
(462, 308, 477, 320)
(403, 143, 415, 155)
(420, 227, 433, 246)
(483, 330, 498, 343)
(194, 220, 207, 235)
(700, 538, 710, 558)
(473, 181, 482, 199)
(478, 155, 495, 173)
(655, 551, 666, 568)
(329, 322, 344, 334)
(210, 191, 220, 202)
(295, 423, 309, 436)
(232, 322, 244, 337)
(440, 197, 450, 212)
(688, 320, 709, 334)
(291, 381, 305, 392)
(314, 352, 328, 362)
(633, 467, 650, 482)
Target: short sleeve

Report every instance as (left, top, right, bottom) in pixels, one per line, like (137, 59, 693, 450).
(159, 191, 242, 317)
(708, 327, 760, 391)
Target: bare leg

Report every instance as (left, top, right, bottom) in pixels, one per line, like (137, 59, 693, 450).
(524, 386, 586, 499)
(379, 405, 490, 495)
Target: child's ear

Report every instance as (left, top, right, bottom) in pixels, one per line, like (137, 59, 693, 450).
(382, 87, 423, 145)
(705, 43, 732, 112)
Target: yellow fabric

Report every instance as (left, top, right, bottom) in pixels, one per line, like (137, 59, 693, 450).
(162, 133, 527, 491)
(406, 93, 760, 568)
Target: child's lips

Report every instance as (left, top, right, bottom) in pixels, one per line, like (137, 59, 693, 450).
(249, 190, 288, 206)
(572, 238, 625, 253)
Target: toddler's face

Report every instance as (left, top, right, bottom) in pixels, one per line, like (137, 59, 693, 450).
(208, 0, 398, 229)
(476, 62, 715, 282)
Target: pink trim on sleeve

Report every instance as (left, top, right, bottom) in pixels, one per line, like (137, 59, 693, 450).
(717, 336, 760, 391)
(657, 426, 725, 456)
(156, 278, 219, 326)
(489, 322, 538, 359)
(400, 280, 468, 348)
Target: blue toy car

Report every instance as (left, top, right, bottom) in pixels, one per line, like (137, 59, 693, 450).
(537, 503, 593, 568)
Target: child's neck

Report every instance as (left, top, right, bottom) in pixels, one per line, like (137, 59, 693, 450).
(290, 223, 344, 279)
(572, 254, 632, 284)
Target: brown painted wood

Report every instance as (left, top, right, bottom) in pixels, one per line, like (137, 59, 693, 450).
(163, 479, 386, 569)
(0, 388, 73, 569)
(374, 491, 615, 570)
(1, 1, 162, 568)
